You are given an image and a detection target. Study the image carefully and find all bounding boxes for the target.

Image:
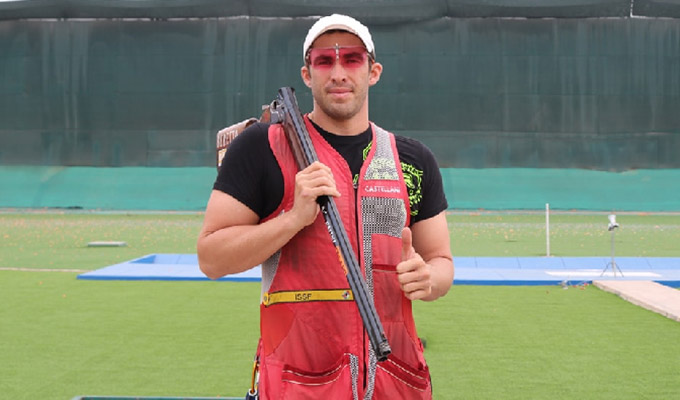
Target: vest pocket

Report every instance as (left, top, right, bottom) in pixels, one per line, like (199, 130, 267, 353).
(371, 233, 402, 271)
(374, 355, 431, 399)
(280, 353, 358, 400)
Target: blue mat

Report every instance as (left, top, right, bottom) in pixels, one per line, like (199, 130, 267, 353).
(78, 254, 261, 282)
(77, 254, 680, 287)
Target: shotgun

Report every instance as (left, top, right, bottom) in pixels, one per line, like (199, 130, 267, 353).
(267, 87, 391, 362)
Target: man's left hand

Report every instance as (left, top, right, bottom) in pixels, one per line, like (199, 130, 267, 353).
(396, 227, 433, 300)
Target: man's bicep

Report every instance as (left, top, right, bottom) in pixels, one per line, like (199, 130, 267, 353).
(410, 211, 452, 262)
(201, 190, 260, 236)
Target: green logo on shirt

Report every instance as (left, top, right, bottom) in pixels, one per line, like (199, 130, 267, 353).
(401, 162, 423, 217)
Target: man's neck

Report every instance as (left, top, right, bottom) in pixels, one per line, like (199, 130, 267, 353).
(308, 110, 370, 136)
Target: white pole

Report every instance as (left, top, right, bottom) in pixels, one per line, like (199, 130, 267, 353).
(545, 203, 550, 257)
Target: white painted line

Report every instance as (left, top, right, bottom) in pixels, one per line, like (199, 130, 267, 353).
(545, 270, 661, 278)
(87, 241, 127, 247)
(0, 267, 90, 273)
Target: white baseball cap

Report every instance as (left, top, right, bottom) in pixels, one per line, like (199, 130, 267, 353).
(303, 14, 375, 62)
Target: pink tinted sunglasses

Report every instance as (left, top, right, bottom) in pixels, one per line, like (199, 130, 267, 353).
(306, 45, 372, 69)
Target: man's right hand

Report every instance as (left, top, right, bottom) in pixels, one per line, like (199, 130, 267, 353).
(290, 161, 341, 228)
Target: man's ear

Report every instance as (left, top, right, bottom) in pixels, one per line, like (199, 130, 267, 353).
(301, 66, 312, 88)
(368, 62, 383, 86)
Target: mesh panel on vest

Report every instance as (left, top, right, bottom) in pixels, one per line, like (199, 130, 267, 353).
(360, 125, 407, 398)
(364, 346, 378, 400)
(261, 249, 281, 297)
(360, 196, 406, 400)
(350, 353, 360, 400)
(365, 126, 399, 181)
(361, 197, 407, 292)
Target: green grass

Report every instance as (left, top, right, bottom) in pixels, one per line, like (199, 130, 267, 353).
(1, 212, 679, 271)
(0, 271, 259, 398)
(449, 213, 680, 257)
(0, 213, 205, 270)
(416, 285, 680, 399)
(1, 212, 679, 399)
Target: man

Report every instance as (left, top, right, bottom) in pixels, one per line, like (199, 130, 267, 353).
(197, 14, 453, 399)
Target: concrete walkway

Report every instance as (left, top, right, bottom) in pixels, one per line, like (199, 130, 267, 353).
(593, 280, 680, 322)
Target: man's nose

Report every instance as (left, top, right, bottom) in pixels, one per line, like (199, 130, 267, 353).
(329, 60, 347, 81)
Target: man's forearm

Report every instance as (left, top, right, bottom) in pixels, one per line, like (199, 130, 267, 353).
(198, 211, 303, 279)
(422, 256, 454, 302)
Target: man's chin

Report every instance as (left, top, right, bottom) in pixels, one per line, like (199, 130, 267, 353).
(327, 109, 358, 121)
(320, 104, 356, 121)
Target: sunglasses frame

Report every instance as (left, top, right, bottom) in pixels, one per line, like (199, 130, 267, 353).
(305, 44, 374, 69)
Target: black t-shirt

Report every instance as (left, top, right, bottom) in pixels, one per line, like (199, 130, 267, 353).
(213, 121, 448, 225)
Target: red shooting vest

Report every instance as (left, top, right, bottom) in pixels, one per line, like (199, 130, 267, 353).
(257, 116, 431, 400)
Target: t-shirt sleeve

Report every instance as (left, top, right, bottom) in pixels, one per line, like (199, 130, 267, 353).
(213, 122, 274, 218)
(413, 142, 448, 222)
(397, 136, 449, 224)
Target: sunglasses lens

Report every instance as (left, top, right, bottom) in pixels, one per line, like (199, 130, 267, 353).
(308, 46, 368, 69)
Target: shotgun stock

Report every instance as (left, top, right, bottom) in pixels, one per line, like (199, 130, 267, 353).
(268, 87, 391, 362)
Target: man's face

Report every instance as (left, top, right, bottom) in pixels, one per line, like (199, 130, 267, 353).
(302, 31, 382, 123)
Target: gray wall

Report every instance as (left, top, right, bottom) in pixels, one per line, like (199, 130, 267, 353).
(1, 1, 679, 169)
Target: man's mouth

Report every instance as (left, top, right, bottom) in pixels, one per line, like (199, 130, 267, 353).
(327, 87, 352, 99)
